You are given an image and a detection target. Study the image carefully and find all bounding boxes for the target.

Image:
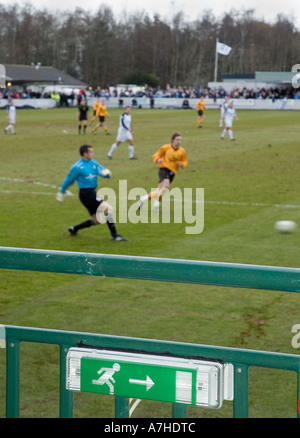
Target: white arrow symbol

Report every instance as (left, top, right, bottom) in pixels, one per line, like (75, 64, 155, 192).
(129, 375, 154, 391)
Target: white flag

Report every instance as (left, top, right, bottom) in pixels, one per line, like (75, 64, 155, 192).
(217, 42, 232, 56)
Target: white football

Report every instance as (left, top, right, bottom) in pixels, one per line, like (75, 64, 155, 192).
(101, 168, 111, 177)
(275, 220, 297, 233)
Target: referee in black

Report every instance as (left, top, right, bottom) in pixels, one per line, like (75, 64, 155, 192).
(78, 99, 89, 134)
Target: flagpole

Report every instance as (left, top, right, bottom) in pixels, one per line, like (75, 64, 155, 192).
(214, 37, 218, 82)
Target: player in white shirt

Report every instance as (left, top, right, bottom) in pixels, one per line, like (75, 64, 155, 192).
(4, 100, 16, 135)
(219, 96, 229, 128)
(220, 100, 238, 141)
(279, 96, 287, 110)
(107, 106, 137, 160)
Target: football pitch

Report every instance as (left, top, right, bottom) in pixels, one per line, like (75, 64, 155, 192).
(0, 106, 299, 418)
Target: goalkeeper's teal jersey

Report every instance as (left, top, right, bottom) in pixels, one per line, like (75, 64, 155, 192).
(60, 158, 106, 194)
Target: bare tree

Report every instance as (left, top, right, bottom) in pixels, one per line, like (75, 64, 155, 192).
(1, 3, 300, 88)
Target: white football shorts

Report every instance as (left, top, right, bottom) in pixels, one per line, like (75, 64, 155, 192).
(224, 119, 233, 128)
(116, 128, 133, 142)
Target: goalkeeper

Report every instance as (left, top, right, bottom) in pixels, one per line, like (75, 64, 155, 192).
(56, 144, 127, 241)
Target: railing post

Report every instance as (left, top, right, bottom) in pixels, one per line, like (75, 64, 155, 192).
(115, 396, 130, 418)
(59, 345, 74, 418)
(172, 403, 187, 418)
(6, 340, 20, 418)
(233, 363, 249, 418)
(297, 369, 300, 418)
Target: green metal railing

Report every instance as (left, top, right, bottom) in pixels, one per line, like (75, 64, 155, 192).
(1, 246, 300, 418)
(1, 246, 300, 292)
(1, 324, 300, 418)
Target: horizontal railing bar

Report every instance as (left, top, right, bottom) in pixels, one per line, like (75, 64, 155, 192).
(2, 325, 300, 372)
(1, 246, 300, 292)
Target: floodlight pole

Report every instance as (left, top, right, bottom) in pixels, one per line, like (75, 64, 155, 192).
(214, 38, 219, 82)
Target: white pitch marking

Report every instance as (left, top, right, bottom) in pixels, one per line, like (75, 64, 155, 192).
(0, 177, 73, 196)
(0, 177, 299, 209)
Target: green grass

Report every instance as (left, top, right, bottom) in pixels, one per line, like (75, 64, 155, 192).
(0, 106, 300, 417)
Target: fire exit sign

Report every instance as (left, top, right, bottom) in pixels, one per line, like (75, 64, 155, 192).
(66, 348, 233, 409)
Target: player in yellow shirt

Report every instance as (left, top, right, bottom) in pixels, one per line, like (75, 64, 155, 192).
(196, 96, 206, 128)
(138, 133, 188, 210)
(89, 97, 101, 125)
(91, 99, 111, 135)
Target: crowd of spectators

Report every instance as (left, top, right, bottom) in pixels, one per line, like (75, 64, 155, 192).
(1, 84, 300, 102)
(0, 89, 43, 99)
(90, 84, 300, 100)
(209, 85, 300, 100)
(109, 84, 300, 100)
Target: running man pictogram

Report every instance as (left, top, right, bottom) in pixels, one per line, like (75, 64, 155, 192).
(92, 363, 121, 394)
